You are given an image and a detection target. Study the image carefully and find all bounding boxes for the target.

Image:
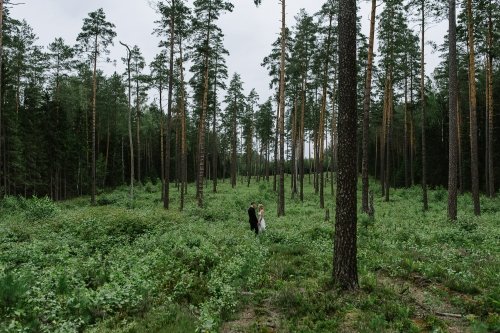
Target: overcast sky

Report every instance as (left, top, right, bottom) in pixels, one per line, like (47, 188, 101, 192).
(10, 0, 446, 104)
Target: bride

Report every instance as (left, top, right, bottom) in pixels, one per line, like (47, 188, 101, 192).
(258, 204, 266, 233)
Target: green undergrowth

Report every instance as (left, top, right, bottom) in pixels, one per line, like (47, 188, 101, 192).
(0, 178, 499, 332)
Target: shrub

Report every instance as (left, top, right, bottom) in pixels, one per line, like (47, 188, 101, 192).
(144, 181, 158, 193)
(0, 271, 29, 316)
(97, 196, 116, 206)
(23, 196, 58, 221)
(432, 186, 447, 202)
(0, 195, 21, 211)
(359, 213, 374, 229)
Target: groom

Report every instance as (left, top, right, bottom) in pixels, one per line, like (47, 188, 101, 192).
(248, 202, 259, 235)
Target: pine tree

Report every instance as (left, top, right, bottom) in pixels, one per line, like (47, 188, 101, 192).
(127, 46, 146, 185)
(466, 0, 481, 215)
(290, 10, 315, 202)
(191, 0, 233, 207)
(0, 0, 3, 197)
(177, 35, 188, 211)
(149, 52, 168, 200)
(119, 41, 134, 200)
(448, 0, 458, 220)
(407, 0, 446, 210)
(155, 0, 191, 208)
(48, 38, 74, 199)
(377, 0, 410, 202)
(222, 73, 245, 188)
(256, 98, 274, 181)
(362, 0, 376, 213)
(315, 1, 336, 209)
(244, 89, 259, 186)
(77, 8, 116, 205)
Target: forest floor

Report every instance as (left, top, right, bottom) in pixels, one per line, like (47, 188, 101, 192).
(0, 177, 499, 332)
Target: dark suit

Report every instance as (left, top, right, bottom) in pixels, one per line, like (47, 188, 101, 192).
(248, 206, 259, 235)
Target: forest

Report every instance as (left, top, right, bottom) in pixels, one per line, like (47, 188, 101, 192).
(0, 0, 499, 332)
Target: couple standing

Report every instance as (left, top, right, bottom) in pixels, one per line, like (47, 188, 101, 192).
(248, 202, 266, 235)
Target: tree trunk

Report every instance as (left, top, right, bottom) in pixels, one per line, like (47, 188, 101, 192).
(277, 0, 286, 217)
(333, 0, 358, 290)
(274, 95, 279, 192)
(486, 5, 494, 197)
(231, 98, 237, 188)
(362, 0, 376, 212)
(420, 0, 428, 211)
(0, 0, 3, 199)
(383, 71, 393, 202)
(164, 1, 175, 209)
(212, 54, 219, 193)
(457, 92, 463, 193)
(247, 128, 253, 188)
(380, 81, 387, 196)
(120, 42, 134, 200)
(197, 6, 212, 208)
(104, 117, 110, 187)
(300, 76, 306, 201)
(291, 94, 297, 198)
(319, 11, 333, 209)
(374, 131, 378, 181)
(91, 38, 98, 205)
(135, 66, 141, 186)
(410, 66, 415, 186)
(448, 0, 458, 220)
(178, 39, 187, 211)
(331, 83, 338, 193)
(466, 0, 480, 215)
(160, 86, 165, 200)
(404, 62, 409, 188)
(120, 137, 124, 184)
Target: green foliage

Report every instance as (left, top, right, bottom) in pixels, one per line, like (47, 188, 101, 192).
(22, 196, 59, 221)
(0, 181, 498, 332)
(0, 196, 22, 211)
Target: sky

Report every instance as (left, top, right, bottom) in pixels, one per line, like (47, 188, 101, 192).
(9, 0, 447, 105)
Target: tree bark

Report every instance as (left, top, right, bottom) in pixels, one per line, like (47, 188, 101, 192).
(164, 0, 175, 209)
(466, 0, 480, 215)
(0, 0, 3, 199)
(197, 5, 212, 208)
(486, 4, 494, 197)
(333, 0, 358, 290)
(277, 0, 286, 217)
(178, 40, 187, 211)
(362, 0, 376, 212)
(420, 0, 428, 211)
(159, 84, 165, 200)
(273, 96, 279, 192)
(291, 94, 297, 198)
(318, 11, 333, 209)
(448, 0, 458, 220)
(91, 35, 98, 205)
(300, 76, 306, 201)
(404, 61, 409, 188)
(120, 42, 134, 200)
(231, 96, 237, 188)
(385, 72, 393, 202)
(212, 49, 219, 193)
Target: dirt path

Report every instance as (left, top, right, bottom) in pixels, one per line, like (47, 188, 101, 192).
(377, 272, 471, 333)
(221, 296, 280, 333)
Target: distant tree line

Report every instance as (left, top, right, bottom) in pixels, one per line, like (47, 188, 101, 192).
(0, 0, 498, 218)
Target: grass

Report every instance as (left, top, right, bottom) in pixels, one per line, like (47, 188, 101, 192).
(0, 176, 499, 332)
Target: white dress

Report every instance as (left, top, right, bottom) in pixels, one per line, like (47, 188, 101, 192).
(258, 210, 266, 232)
